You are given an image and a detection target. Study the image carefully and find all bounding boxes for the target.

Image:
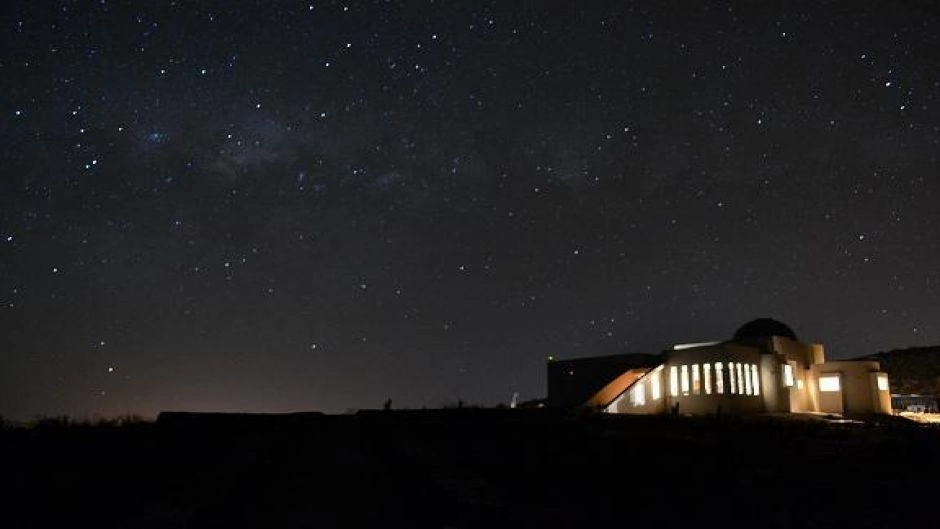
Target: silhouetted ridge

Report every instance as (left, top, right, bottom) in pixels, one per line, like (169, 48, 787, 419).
(858, 345, 940, 395)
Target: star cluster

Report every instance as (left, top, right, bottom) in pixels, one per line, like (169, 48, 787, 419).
(1, 1, 938, 418)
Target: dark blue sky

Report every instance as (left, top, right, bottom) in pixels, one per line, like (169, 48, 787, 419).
(1, 1, 938, 419)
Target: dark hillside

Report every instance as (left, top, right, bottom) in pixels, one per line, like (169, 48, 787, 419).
(2, 410, 938, 528)
(860, 346, 940, 394)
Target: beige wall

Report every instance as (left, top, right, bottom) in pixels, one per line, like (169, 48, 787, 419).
(664, 344, 764, 415)
(814, 361, 889, 414)
(759, 355, 788, 412)
(789, 361, 817, 412)
(870, 373, 892, 413)
(771, 336, 822, 368)
(816, 372, 844, 413)
(769, 337, 849, 413)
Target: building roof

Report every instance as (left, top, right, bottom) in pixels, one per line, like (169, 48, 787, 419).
(732, 318, 798, 342)
(546, 352, 662, 408)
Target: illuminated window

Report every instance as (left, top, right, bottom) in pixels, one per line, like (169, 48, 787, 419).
(743, 363, 752, 395)
(631, 381, 646, 406)
(606, 398, 619, 413)
(670, 366, 678, 397)
(715, 363, 724, 394)
(877, 374, 889, 392)
(818, 375, 841, 392)
(704, 363, 712, 395)
(692, 364, 701, 395)
(680, 365, 690, 395)
(782, 364, 794, 387)
(796, 379, 804, 389)
(751, 365, 760, 396)
(736, 363, 744, 395)
(728, 363, 736, 394)
(651, 370, 662, 400)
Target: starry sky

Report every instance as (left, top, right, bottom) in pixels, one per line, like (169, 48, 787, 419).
(1, 1, 938, 419)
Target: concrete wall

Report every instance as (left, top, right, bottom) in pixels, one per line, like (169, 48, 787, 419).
(814, 360, 889, 414)
(763, 337, 823, 412)
(870, 373, 892, 413)
(760, 354, 787, 412)
(788, 360, 817, 412)
(663, 344, 764, 415)
(771, 336, 821, 368)
(816, 372, 844, 414)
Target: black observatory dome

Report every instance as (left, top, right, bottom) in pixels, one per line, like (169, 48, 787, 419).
(732, 318, 798, 342)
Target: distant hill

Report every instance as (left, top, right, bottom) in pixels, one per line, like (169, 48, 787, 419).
(859, 346, 940, 395)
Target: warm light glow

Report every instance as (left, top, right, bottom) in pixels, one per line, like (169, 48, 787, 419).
(715, 362, 724, 394)
(670, 366, 679, 397)
(877, 374, 889, 391)
(672, 341, 720, 350)
(751, 364, 760, 396)
(728, 363, 736, 394)
(651, 369, 662, 400)
(681, 365, 690, 395)
(631, 381, 646, 406)
(819, 375, 841, 392)
(704, 363, 712, 395)
(736, 363, 744, 395)
(782, 364, 794, 387)
(692, 364, 701, 395)
(743, 363, 752, 395)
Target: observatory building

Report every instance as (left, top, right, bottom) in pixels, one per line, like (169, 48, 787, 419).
(548, 319, 892, 415)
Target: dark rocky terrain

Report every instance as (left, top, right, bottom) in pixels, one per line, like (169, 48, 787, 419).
(3, 409, 937, 528)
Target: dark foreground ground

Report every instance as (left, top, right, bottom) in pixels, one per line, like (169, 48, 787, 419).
(3, 409, 938, 528)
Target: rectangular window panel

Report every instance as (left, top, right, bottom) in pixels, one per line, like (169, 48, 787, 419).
(877, 374, 889, 392)
(651, 370, 662, 400)
(751, 365, 760, 396)
(692, 364, 701, 395)
(783, 364, 794, 387)
(631, 381, 646, 407)
(818, 375, 841, 392)
(704, 363, 712, 395)
(670, 366, 679, 397)
(743, 363, 752, 395)
(680, 365, 690, 395)
(715, 363, 724, 394)
(728, 363, 736, 394)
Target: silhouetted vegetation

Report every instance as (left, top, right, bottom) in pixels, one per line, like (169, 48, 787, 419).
(24, 414, 149, 430)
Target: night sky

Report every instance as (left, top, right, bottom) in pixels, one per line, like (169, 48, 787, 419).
(2, 1, 938, 420)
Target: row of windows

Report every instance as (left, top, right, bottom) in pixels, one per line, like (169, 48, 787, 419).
(629, 366, 661, 407)
(621, 365, 890, 410)
(783, 366, 889, 393)
(669, 362, 760, 398)
(623, 363, 761, 408)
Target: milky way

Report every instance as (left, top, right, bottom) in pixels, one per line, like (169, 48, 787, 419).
(1, 1, 938, 419)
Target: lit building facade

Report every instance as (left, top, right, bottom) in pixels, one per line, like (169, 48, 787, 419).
(548, 319, 892, 415)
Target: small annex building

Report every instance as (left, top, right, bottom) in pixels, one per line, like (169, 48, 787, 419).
(548, 319, 892, 415)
